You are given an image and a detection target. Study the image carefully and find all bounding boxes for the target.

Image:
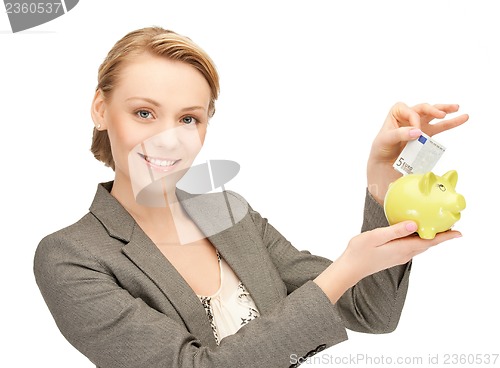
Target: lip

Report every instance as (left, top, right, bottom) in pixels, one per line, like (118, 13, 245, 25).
(137, 153, 181, 172)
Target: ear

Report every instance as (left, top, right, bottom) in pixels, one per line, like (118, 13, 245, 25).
(442, 170, 458, 188)
(418, 172, 437, 195)
(90, 89, 108, 130)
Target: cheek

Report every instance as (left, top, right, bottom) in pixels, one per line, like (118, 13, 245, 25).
(176, 124, 207, 157)
(197, 124, 208, 145)
(182, 135, 203, 159)
(113, 127, 137, 152)
(192, 125, 207, 155)
(106, 112, 145, 156)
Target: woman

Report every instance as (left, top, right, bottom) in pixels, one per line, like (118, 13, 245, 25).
(34, 27, 468, 368)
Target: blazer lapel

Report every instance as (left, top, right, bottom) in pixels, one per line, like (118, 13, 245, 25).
(207, 221, 284, 315)
(121, 231, 217, 348)
(177, 189, 283, 316)
(90, 182, 283, 347)
(90, 182, 217, 348)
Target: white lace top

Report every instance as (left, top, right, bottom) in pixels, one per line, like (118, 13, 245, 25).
(198, 251, 260, 345)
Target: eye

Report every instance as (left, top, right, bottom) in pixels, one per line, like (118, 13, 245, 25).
(136, 110, 154, 120)
(438, 183, 446, 192)
(181, 116, 198, 125)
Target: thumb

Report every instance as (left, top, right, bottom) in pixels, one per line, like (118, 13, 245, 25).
(367, 221, 418, 246)
(381, 126, 423, 147)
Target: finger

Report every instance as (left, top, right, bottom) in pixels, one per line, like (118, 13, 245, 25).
(430, 229, 462, 244)
(390, 102, 421, 128)
(426, 113, 469, 136)
(364, 221, 419, 246)
(378, 126, 423, 147)
(414, 103, 464, 126)
(411, 103, 447, 121)
(388, 229, 462, 263)
(432, 103, 460, 114)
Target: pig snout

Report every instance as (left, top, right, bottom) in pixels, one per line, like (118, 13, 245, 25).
(442, 193, 466, 213)
(455, 194, 466, 211)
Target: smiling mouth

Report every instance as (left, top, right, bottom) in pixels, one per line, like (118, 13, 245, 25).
(137, 153, 181, 170)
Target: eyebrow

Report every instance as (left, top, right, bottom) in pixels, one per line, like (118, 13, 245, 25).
(125, 97, 207, 112)
(126, 97, 162, 107)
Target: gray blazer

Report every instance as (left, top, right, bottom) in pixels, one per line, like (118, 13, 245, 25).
(34, 182, 411, 368)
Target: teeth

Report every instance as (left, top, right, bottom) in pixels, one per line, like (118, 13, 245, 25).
(144, 156, 176, 167)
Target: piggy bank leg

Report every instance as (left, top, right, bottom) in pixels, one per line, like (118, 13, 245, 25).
(418, 226, 437, 240)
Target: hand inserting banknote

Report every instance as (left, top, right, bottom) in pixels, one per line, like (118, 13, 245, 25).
(393, 133, 446, 175)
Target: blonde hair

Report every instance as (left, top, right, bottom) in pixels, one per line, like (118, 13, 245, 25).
(91, 27, 220, 169)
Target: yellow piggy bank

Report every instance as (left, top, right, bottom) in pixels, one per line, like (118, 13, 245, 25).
(384, 170, 466, 239)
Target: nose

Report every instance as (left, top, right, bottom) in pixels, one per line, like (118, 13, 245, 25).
(149, 126, 181, 148)
(455, 194, 466, 211)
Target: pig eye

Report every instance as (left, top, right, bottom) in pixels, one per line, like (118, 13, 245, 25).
(438, 184, 446, 192)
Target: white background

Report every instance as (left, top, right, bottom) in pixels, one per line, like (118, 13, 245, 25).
(1, 1, 498, 367)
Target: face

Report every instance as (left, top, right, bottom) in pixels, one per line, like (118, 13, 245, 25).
(93, 53, 211, 204)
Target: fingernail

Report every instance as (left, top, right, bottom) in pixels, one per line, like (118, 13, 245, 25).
(409, 128, 422, 138)
(406, 222, 418, 232)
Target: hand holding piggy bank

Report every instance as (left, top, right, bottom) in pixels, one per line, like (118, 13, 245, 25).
(384, 170, 466, 239)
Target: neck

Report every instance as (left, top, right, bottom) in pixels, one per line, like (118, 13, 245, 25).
(111, 174, 186, 243)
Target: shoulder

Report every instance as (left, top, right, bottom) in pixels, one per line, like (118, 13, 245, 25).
(37, 212, 97, 246)
(34, 196, 128, 279)
(176, 188, 263, 239)
(177, 188, 251, 220)
(33, 212, 109, 290)
(177, 188, 249, 208)
(34, 212, 107, 263)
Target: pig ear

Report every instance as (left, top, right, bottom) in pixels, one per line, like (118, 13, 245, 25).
(419, 172, 437, 195)
(442, 170, 458, 188)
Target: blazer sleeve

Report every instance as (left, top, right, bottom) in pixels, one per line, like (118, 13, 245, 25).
(34, 227, 348, 368)
(244, 188, 412, 334)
